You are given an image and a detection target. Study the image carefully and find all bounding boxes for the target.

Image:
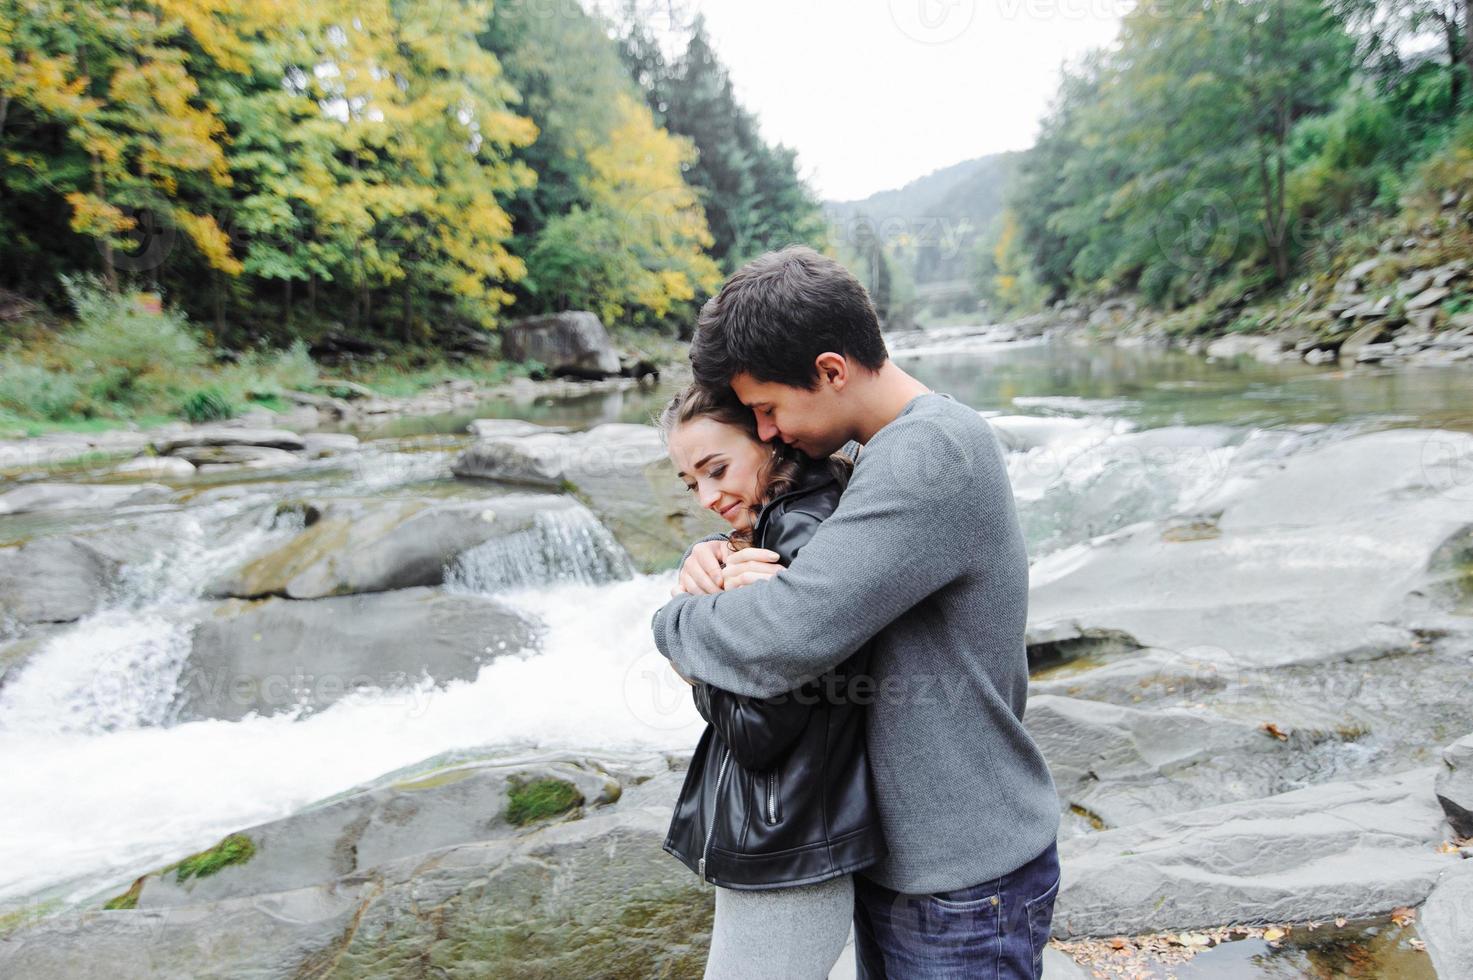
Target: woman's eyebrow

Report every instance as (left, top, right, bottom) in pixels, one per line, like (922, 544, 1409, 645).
(677, 453, 722, 479)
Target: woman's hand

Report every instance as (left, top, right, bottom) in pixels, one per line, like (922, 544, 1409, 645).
(675, 539, 728, 596)
(721, 547, 782, 590)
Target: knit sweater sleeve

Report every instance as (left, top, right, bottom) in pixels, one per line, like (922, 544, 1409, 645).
(651, 414, 984, 699)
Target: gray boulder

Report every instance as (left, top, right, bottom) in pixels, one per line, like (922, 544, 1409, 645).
(206, 494, 585, 600)
(0, 537, 120, 625)
(1419, 859, 1473, 980)
(111, 456, 197, 479)
(500, 311, 621, 378)
(171, 587, 536, 722)
(1054, 767, 1456, 937)
(131, 756, 622, 909)
(1027, 695, 1293, 828)
(0, 775, 711, 980)
(1435, 733, 1473, 838)
(0, 482, 170, 516)
(454, 422, 721, 572)
(169, 445, 304, 470)
(1028, 429, 1473, 670)
(152, 427, 305, 455)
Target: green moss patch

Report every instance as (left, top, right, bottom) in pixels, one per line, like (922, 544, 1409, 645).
(166, 833, 257, 883)
(504, 777, 583, 826)
(102, 877, 144, 910)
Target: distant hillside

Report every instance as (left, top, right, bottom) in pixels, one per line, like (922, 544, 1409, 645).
(824, 152, 1019, 287)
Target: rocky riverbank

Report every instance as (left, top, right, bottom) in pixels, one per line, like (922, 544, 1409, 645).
(1, 341, 1470, 977)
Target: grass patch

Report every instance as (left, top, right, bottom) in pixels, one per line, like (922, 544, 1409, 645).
(504, 776, 583, 826)
(165, 833, 257, 883)
(101, 878, 144, 910)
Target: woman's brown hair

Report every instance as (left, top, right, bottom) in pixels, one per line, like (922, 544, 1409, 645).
(654, 383, 854, 552)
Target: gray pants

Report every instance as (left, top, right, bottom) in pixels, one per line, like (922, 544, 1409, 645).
(703, 873, 854, 980)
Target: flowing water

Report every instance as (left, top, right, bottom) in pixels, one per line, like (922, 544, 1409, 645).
(2, 332, 1470, 974)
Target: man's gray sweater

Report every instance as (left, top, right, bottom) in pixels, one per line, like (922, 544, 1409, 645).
(651, 391, 1060, 894)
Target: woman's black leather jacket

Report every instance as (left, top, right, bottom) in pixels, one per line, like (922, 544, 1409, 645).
(662, 454, 888, 890)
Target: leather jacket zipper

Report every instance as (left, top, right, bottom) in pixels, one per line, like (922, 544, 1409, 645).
(698, 746, 731, 880)
(765, 770, 779, 824)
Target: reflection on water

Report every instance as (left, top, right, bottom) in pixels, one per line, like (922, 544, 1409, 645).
(343, 378, 685, 440)
(905, 340, 1473, 433)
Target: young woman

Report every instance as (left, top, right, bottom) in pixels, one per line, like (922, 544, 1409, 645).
(654, 383, 887, 980)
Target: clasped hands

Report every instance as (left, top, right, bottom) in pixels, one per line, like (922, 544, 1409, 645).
(665, 539, 782, 686)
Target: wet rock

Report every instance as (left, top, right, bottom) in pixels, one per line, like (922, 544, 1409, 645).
(0, 782, 711, 980)
(1054, 768, 1456, 937)
(168, 445, 305, 470)
(453, 423, 719, 572)
(299, 433, 359, 457)
(465, 418, 569, 439)
(1405, 285, 1451, 311)
(111, 456, 197, 479)
(152, 427, 306, 455)
(1338, 320, 1390, 361)
(1398, 270, 1436, 297)
(0, 429, 157, 476)
(0, 537, 121, 625)
(1028, 429, 1473, 670)
(130, 756, 623, 909)
(1355, 341, 1400, 364)
(1027, 695, 1292, 828)
(0, 482, 171, 516)
(205, 494, 582, 599)
(171, 586, 536, 722)
(1435, 733, 1473, 838)
(500, 311, 622, 378)
(1419, 859, 1473, 980)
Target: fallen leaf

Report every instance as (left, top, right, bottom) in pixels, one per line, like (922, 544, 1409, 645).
(1263, 927, 1285, 941)
(1261, 722, 1290, 741)
(1335, 917, 1348, 927)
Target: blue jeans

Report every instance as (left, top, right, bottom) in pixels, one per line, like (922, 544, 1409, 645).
(853, 840, 1060, 979)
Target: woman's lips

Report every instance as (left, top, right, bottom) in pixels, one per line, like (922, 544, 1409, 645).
(719, 500, 740, 520)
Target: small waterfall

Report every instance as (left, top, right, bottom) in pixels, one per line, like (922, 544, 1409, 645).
(0, 496, 305, 735)
(444, 505, 633, 594)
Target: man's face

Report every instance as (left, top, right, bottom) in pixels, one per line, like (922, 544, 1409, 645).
(729, 370, 850, 458)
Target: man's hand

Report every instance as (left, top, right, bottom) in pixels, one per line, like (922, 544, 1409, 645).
(675, 539, 728, 596)
(721, 547, 782, 590)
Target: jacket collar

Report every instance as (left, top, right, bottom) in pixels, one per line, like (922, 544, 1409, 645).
(753, 456, 840, 540)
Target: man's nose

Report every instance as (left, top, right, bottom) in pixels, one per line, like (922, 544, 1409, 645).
(756, 416, 778, 442)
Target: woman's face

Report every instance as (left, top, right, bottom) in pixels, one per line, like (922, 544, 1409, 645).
(667, 416, 769, 531)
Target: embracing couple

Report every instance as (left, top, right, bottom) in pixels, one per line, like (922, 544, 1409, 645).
(649, 245, 1061, 979)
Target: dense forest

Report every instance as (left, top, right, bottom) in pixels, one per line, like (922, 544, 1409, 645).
(974, 0, 1473, 336)
(0, 0, 824, 423)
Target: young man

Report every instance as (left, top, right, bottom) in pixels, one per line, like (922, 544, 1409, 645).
(651, 245, 1062, 978)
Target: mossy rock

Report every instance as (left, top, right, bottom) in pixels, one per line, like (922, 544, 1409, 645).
(166, 833, 257, 883)
(504, 776, 583, 826)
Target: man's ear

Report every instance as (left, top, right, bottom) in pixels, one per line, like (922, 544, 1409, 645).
(814, 352, 847, 390)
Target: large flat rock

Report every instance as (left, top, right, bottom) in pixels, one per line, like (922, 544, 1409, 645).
(453, 422, 721, 572)
(1028, 429, 1473, 671)
(170, 587, 536, 722)
(1054, 767, 1457, 937)
(205, 494, 593, 600)
(1027, 694, 1301, 828)
(0, 768, 710, 979)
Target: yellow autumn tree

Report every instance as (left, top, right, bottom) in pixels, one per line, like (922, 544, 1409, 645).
(2, 0, 244, 287)
(529, 91, 721, 327)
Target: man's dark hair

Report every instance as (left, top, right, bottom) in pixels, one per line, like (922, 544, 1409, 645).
(690, 245, 889, 391)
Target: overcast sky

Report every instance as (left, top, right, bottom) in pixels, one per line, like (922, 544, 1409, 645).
(605, 0, 1126, 202)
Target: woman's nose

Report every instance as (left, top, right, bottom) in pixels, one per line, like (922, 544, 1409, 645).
(700, 486, 721, 510)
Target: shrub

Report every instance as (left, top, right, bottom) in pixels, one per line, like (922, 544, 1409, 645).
(59, 275, 204, 405)
(0, 356, 83, 421)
